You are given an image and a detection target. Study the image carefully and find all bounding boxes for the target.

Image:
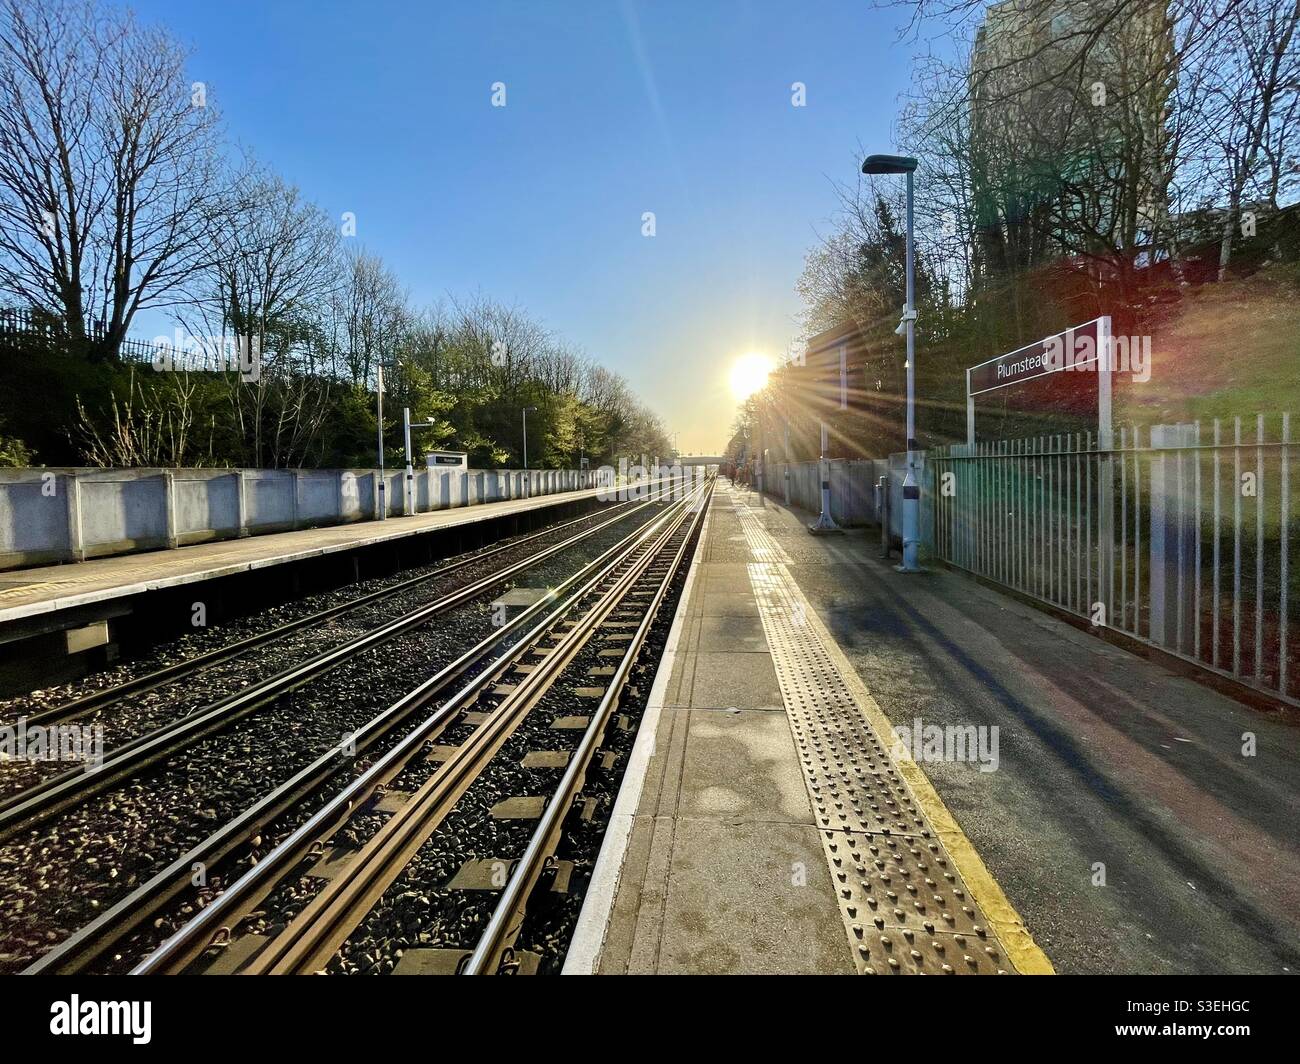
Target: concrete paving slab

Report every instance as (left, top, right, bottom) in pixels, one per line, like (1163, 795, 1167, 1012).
(696, 613, 768, 653)
(685, 651, 783, 709)
(591, 813, 661, 974)
(694, 592, 760, 617)
(676, 710, 814, 823)
(624, 817, 853, 975)
(575, 482, 856, 975)
(697, 562, 753, 591)
(701, 535, 755, 564)
(634, 703, 691, 817)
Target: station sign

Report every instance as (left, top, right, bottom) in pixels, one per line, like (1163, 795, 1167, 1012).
(967, 318, 1103, 396)
(964, 316, 1112, 450)
(426, 451, 468, 471)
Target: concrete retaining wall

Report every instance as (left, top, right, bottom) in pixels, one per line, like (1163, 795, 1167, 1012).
(0, 466, 600, 571)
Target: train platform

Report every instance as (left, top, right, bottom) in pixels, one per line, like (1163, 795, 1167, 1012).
(0, 485, 611, 629)
(0, 485, 617, 694)
(567, 480, 1052, 975)
(568, 480, 1300, 975)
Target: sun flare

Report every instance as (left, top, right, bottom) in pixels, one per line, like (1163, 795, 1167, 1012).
(729, 352, 774, 401)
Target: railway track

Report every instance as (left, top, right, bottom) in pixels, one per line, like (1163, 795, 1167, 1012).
(122, 476, 710, 975)
(12, 501, 638, 733)
(16, 477, 707, 974)
(0, 497, 658, 839)
(463, 481, 704, 975)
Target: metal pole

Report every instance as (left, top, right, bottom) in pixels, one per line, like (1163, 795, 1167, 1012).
(1097, 315, 1114, 620)
(403, 406, 414, 517)
(376, 363, 386, 521)
(966, 368, 975, 447)
(878, 475, 890, 558)
(522, 408, 529, 498)
(809, 417, 840, 533)
(899, 169, 921, 571)
(783, 413, 791, 507)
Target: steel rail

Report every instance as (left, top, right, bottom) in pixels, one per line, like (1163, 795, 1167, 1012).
(238, 490, 701, 975)
(464, 479, 712, 973)
(130, 487, 701, 975)
(19, 499, 631, 730)
(23, 495, 676, 975)
(0, 498, 658, 841)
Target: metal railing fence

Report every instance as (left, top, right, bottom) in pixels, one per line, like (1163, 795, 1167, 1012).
(1, 305, 157, 362)
(926, 415, 1295, 705)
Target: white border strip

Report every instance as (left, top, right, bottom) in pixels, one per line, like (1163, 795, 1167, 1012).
(561, 502, 712, 974)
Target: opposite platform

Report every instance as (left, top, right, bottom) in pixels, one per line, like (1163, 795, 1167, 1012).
(0, 485, 610, 628)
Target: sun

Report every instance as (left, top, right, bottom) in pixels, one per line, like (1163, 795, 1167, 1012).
(729, 352, 774, 401)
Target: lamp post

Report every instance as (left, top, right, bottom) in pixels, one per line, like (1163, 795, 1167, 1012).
(863, 153, 921, 572)
(522, 405, 537, 498)
(402, 407, 440, 516)
(375, 362, 387, 521)
(780, 358, 792, 508)
(807, 347, 843, 535)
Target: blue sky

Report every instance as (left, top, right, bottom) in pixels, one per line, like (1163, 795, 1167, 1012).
(130, 0, 932, 452)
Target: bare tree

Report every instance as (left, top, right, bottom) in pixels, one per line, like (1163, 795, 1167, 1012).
(885, 0, 1300, 281)
(331, 245, 407, 386)
(399, 304, 452, 388)
(1192, 0, 1300, 277)
(183, 164, 341, 466)
(0, 0, 223, 358)
(451, 293, 552, 397)
(899, 56, 980, 303)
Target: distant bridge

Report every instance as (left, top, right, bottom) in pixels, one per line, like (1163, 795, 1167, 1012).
(674, 455, 723, 466)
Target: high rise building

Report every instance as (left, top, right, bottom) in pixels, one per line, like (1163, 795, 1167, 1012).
(969, 0, 1174, 271)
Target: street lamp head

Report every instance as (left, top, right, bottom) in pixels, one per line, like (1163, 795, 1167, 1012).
(862, 154, 918, 175)
(524, 405, 538, 413)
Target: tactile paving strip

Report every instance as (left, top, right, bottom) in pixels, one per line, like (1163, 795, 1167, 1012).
(734, 500, 1015, 975)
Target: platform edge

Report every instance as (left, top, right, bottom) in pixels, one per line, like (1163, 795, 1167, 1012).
(561, 503, 712, 975)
